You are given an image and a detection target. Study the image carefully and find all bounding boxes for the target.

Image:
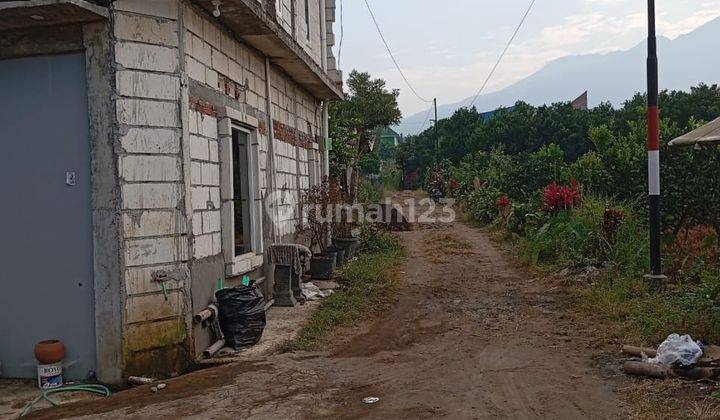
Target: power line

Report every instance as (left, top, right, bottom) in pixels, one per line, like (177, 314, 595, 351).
(363, 0, 433, 103)
(414, 107, 434, 136)
(467, 0, 537, 109)
(337, 0, 344, 67)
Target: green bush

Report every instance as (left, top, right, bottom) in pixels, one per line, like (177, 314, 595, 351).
(357, 178, 383, 203)
(357, 223, 402, 254)
(465, 187, 502, 224)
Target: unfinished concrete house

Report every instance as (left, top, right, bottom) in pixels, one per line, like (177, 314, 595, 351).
(0, 0, 342, 384)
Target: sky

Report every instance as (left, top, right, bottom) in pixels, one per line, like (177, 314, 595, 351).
(331, 0, 720, 118)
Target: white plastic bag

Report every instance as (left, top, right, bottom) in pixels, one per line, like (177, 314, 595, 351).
(301, 282, 333, 301)
(648, 334, 703, 366)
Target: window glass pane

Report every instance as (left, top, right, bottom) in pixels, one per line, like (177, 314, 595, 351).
(232, 130, 248, 256)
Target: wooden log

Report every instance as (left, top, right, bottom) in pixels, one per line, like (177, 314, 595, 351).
(621, 345, 657, 358)
(623, 361, 668, 378)
(624, 361, 720, 380)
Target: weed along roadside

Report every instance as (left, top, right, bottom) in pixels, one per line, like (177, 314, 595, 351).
(285, 226, 405, 351)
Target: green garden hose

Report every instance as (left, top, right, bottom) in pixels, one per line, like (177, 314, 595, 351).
(20, 384, 111, 417)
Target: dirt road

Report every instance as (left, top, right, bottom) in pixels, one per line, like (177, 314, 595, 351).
(36, 210, 626, 419)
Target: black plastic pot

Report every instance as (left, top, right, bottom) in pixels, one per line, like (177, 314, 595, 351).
(327, 246, 346, 267)
(333, 237, 359, 259)
(310, 253, 336, 280)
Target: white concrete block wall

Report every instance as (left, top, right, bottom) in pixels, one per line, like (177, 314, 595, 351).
(295, 0, 323, 66)
(188, 109, 222, 260)
(183, 5, 266, 106)
(112, 0, 190, 358)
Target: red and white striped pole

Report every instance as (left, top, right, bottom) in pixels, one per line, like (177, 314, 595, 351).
(646, 0, 664, 283)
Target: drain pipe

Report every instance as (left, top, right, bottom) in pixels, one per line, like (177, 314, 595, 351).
(319, 0, 330, 179)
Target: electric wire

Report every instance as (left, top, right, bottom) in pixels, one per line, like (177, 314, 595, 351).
(415, 107, 434, 136)
(337, 0, 344, 67)
(467, 0, 537, 109)
(363, 0, 433, 103)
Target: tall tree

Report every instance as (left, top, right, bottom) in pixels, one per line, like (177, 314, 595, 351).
(329, 71, 401, 202)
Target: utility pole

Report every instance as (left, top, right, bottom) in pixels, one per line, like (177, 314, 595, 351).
(645, 0, 666, 289)
(433, 98, 439, 160)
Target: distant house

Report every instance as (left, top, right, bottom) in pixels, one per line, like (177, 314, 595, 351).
(571, 91, 589, 110)
(379, 127, 403, 147)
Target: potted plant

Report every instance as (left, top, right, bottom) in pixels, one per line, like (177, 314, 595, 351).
(329, 182, 360, 260)
(297, 181, 336, 279)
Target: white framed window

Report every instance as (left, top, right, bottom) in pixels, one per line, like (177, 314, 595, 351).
(219, 116, 264, 276)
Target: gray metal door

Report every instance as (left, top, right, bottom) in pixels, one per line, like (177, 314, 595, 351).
(0, 54, 96, 379)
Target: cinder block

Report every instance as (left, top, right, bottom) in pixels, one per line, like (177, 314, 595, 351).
(122, 183, 180, 209)
(193, 35, 212, 66)
(114, 0, 179, 20)
(191, 186, 210, 210)
(212, 232, 222, 255)
(115, 41, 178, 73)
(211, 49, 229, 75)
(125, 292, 185, 325)
(199, 114, 218, 138)
(201, 162, 220, 186)
(185, 56, 205, 84)
(220, 32, 235, 58)
(208, 139, 219, 162)
(188, 110, 199, 134)
(114, 13, 179, 46)
(120, 155, 181, 182)
(209, 187, 221, 209)
(125, 263, 187, 295)
(191, 161, 202, 185)
(123, 210, 186, 238)
(189, 135, 209, 160)
(202, 210, 221, 233)
(183, 4, 203, 35)
(125, 236, 188, 267)
(202, 18, 222, 49)
(192, 211, 203, 235)
(193, 233, 214, 258)
(117, 98, 179, 128)
(205, 68, 219, 90)
(120, 127, 180, 154)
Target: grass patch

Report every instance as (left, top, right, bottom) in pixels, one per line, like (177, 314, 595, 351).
(284, 229, 405, 351)
(490, 195, 720, 347)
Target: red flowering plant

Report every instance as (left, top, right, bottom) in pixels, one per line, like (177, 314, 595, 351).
(495, 195, 511, 208)
(543, 179, 581, 214)
(448, 177, 459, 195)
(602, 208, 624, 233)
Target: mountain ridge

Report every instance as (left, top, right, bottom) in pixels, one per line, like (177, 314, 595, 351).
(397, 17, 720, 135)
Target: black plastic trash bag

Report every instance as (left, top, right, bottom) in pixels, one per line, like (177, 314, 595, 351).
(216, 286, 267, 350)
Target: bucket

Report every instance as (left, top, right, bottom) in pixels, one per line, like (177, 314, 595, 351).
(37, 363, 63, 389)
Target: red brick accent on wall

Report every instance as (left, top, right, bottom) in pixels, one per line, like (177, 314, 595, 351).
(189, 96, 216, 117)
(272, 119, 315, 149)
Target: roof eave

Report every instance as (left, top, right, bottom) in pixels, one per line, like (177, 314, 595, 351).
(191, 0, 343, 101)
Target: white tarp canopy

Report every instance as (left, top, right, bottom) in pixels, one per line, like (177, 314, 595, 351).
(669, 117, 720, 147)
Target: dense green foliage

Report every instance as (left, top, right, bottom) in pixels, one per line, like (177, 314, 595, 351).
(400, 84, 720, 234)
(398, 84, 720, 345)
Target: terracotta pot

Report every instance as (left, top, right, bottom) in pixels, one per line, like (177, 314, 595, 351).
(34, 340, 66, 364)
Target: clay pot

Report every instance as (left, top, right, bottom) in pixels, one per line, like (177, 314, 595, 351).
(34, 340, 66, 364)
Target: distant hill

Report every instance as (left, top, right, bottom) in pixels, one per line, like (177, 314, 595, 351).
(397, 16, 720, 135)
